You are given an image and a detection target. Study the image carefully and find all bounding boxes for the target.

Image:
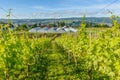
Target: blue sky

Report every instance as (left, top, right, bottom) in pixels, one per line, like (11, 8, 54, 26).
(0, 0, 120, 19)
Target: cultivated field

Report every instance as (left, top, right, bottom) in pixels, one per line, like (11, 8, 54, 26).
(0, 19, 120, 80)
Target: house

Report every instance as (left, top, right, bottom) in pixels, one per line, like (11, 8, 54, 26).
(47, 27, 57, 33)
(29, 27, 41, 32)
(29, 27, 78, 33)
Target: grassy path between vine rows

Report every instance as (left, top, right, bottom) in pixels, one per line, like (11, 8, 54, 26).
(38, 41, 87, 80)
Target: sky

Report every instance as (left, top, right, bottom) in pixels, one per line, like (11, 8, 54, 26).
(0, 0, 120, 19)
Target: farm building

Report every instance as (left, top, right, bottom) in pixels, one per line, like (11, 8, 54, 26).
(29, 27, 77, 33)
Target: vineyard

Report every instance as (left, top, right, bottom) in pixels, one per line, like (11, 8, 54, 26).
(0, 16, 120, 80)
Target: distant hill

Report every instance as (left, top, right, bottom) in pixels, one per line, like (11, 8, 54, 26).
(0, 17, 116, 26)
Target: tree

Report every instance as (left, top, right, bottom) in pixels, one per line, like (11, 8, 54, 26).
(58, 21, 65, 27)
(48, 23, 57, 27)
(16, 24, 28, 31)
(31, 23, 37, 28)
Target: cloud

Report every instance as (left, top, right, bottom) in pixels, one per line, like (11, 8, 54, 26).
(3, 2, 120, 19)
(32, 2, 120, 11)
(31, 3, 120, 19)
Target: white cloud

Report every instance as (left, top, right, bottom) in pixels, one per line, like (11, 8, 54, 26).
(32, 2, 120, 10)
(30, 2, 120, 18)
(2, 2, 120, 19)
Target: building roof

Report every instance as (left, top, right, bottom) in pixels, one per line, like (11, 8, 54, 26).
(29, 27, 78, 33)
(29, 27, 41, 32)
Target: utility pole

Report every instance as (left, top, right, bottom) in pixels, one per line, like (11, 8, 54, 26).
(7, 9, 12, 25)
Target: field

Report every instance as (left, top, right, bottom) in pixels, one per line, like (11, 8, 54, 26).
(0, 19, 120, 80)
